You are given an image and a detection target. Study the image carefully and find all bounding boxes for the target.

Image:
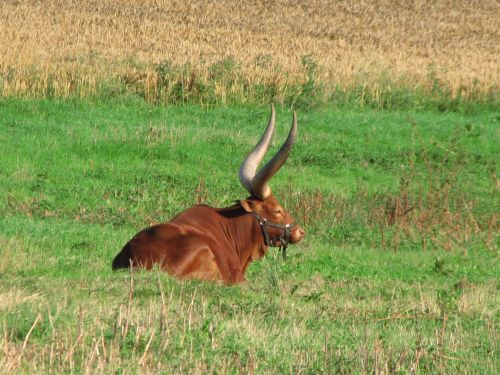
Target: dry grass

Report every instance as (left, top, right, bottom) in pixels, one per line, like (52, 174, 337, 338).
(281, 147, 499, 255)
(1, 0, 499, 101)
(1, 272, 498, 373)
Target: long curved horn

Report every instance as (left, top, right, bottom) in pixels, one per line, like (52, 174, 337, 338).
(238, 105, 276, 193)
(252, 111, 297, 199)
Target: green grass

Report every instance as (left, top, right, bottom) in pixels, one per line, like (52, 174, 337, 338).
(0, 98, 499, 373)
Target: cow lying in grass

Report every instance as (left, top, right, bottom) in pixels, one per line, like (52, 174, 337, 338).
(112, 106, 304, 284)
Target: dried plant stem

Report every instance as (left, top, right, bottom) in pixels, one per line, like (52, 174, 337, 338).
(139, 329, 156, 365)
(122, 264, 135, 343)
(17, 314, 42, 366)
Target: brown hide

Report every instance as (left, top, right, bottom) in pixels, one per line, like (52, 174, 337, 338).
(112, 195, 305, 284)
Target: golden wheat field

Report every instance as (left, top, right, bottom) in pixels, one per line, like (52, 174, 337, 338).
(0, 0, 499, 101)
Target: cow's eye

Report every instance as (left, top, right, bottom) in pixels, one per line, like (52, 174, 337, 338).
(274, 209, 283, 215)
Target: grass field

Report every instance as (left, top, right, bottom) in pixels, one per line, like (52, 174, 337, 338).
(0, 98, 498, 373)
(1, 0, 499, 106)
(1, 0, 499, 372)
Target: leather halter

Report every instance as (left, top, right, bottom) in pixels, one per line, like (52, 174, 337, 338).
(253, 213, 295, 259)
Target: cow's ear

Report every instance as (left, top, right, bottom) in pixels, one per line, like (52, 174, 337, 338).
(239, 199, 255, 213)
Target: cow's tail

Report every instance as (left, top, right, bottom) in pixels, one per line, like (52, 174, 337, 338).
(112, 243, 132, 270)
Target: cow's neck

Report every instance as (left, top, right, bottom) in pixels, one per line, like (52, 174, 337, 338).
(216, 204, 267, 271)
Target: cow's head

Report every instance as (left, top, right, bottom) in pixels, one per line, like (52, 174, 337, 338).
(238, 105, 305, 246)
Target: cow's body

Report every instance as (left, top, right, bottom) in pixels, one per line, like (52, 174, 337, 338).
(112, 204, 263, 283)
(113, 106, 304, 284)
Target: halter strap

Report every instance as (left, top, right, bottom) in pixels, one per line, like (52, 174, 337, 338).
(252, 213, 295, 259)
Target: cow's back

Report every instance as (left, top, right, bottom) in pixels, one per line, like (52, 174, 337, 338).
(113, 204, 255, 283)
(112, 205, 228, 271)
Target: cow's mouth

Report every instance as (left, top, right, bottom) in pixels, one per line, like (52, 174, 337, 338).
(290, 227, 305, 244)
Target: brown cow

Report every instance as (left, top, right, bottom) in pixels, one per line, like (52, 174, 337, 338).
(112, 105, 305, 284)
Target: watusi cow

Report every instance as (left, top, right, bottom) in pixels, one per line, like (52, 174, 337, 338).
(112, 105, 305, 284)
